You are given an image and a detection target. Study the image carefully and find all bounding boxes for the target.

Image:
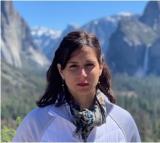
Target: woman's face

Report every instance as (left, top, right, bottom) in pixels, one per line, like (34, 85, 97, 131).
(57, 46, 103, 98)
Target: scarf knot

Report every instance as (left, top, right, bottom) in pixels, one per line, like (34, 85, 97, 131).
(69, 90, 107, 141)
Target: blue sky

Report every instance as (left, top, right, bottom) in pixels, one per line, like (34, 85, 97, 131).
(13, 1, 148, 31)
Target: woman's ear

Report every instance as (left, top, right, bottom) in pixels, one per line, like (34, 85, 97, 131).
(57, 64, 64, 79)
(99, 63, 103, 76)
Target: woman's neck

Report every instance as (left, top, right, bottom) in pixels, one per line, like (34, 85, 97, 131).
(71, 90, 96, 109)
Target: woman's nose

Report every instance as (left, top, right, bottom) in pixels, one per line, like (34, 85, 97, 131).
(80, 68, 87, 77)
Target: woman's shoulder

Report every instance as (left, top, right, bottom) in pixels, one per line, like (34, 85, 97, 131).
(13, 105, 58, 142)
(25, 104, 58, 121)
(98, 90, 137, 127)
(107, 101, 133, 122)
(100, 90, 133, 124)
(105, 99, 141, 141)
(25, 104, 69, 122)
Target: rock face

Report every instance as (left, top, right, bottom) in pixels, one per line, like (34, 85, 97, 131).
(1, 1, 49, 68)
(140, 1, 160, 75)
(31, 27, 61, 60)
(140, 1, 160, 32)
(49, 24, 80, 59)
(4, 1, 159, 75)
(107, 17, 157, 75)
(107, 1, 160, 75)
(39, 15, 126, 61)
(149, 38, 160, 74)
(82, 13, 137, 55)
(82, 16, 119, 54)
(1, 1, 23, 67)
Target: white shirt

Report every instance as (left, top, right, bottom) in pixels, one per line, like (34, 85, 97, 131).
(13, 91, 141, 142)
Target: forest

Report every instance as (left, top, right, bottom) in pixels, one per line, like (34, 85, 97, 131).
(1, 65, 160, 141)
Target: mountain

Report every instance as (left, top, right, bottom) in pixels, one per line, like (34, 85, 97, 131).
(82, 16, 119, 56)
(5, 0, 159, 76)
(50, 24, 80, 59)
(1, 1, 48, 125)
(107, 16, 157, 75)
(31, 24, 80, 60)
(33, 14, 133, 61)
(140, 1, 160, 32)
(148, 38, 160, 74)
(82, 13, 138, 59)
(31, 26, 61, 60)
(140, 1, 160, 75)
(107, 1, 160, 76)
(1, 60, 46, 122)
(1, 1, 49, 68)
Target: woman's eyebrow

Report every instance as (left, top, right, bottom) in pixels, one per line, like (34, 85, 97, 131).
(68, 61, 78, 64)
(86, 60, 96, 63)
(68, 60, 97, 64)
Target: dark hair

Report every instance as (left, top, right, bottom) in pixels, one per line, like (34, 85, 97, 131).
(37, 31, 115, 107)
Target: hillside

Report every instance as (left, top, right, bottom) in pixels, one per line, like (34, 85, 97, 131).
(1, 67, 160, 141)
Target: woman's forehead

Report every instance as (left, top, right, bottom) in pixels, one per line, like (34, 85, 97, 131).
(67, 46, 98, 64)
(69, 46, 97, 58)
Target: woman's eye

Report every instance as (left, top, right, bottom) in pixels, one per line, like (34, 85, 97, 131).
(85, 63, 94, 67)
(85, 63, 95, 70)
(69, 65, 78, 68)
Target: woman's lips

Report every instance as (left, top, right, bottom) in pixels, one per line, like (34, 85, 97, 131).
(77, 83, 89, 86)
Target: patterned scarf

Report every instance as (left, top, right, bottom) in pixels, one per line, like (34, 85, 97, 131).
(69, 90, 107, 142)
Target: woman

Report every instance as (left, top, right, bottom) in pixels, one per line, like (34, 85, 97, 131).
(13, 31, 141, 142)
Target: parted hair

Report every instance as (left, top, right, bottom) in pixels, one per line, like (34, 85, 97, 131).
(37, 31, 115, 107)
